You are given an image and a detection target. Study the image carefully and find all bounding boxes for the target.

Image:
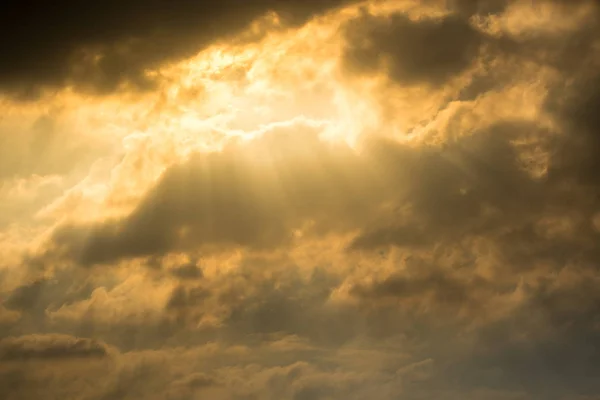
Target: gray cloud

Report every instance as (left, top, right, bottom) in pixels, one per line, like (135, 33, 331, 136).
(38, 111, 599, 273)
(0, 334, 109, 361)
(0, 0, 358, 99)
(448, 0, 509, 17)
(3, 270, 112, 316)
(4, 1, 600, 399)
(349, 121, 544, 250)
(170, 261, 204, 280)
(43, 124, 386, 265)
(172, 372, 218, 389)
(545, 72, 600, 189)
(39, 117, 549, 266)
(349, 267, 482, 307)
(342, 11, 483, 86)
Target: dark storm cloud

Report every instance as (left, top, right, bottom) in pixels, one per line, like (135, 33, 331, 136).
(0, 0, 357, 98)
(342, 11, 483, 86)
(0, 334, 109, 361)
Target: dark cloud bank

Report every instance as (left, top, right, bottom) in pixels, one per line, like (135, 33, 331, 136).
(0, 334, 109, 361)
(3, 1, 600, 399)
(0, 0, 357, 99)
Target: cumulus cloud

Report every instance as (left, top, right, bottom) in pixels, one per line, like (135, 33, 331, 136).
(41, 123, 386, 265)
(38, 118, 549, 266)
(0, 0, 358, 98)
(343, 11, 484, 86)
(2, 0, 600, 399)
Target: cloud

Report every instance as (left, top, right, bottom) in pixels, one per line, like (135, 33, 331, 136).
(0, 334, 109, 361)
(349, 266, 480, 307)
(0, 0, 357, 98)
(448, 0, 509, 17)
(545, 70, 600, 188)
(38, 116, 551, 267)
(170, 260, 204, 280)
(342, 10, 484, 86)
(0, 114, 103, 181)
(349, 121, 545, 250)
(3, 1, 600, 399)
(172, 372, 218, 389)
(2, 269, 106, 318)
(41, 122, 389, 265)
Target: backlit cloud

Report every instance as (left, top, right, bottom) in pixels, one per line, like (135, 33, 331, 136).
(1, 1, 600, 399)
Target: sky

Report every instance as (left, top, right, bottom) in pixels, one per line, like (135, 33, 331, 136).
(1, 0, 600, 399)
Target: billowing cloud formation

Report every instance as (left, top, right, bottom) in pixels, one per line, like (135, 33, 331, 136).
(46, 123, 381, 264)
(343, 11, 483, 86)
(2, 0, 600, 399)
(0, 0, 356, 98)
(41, 118, 558, 267)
